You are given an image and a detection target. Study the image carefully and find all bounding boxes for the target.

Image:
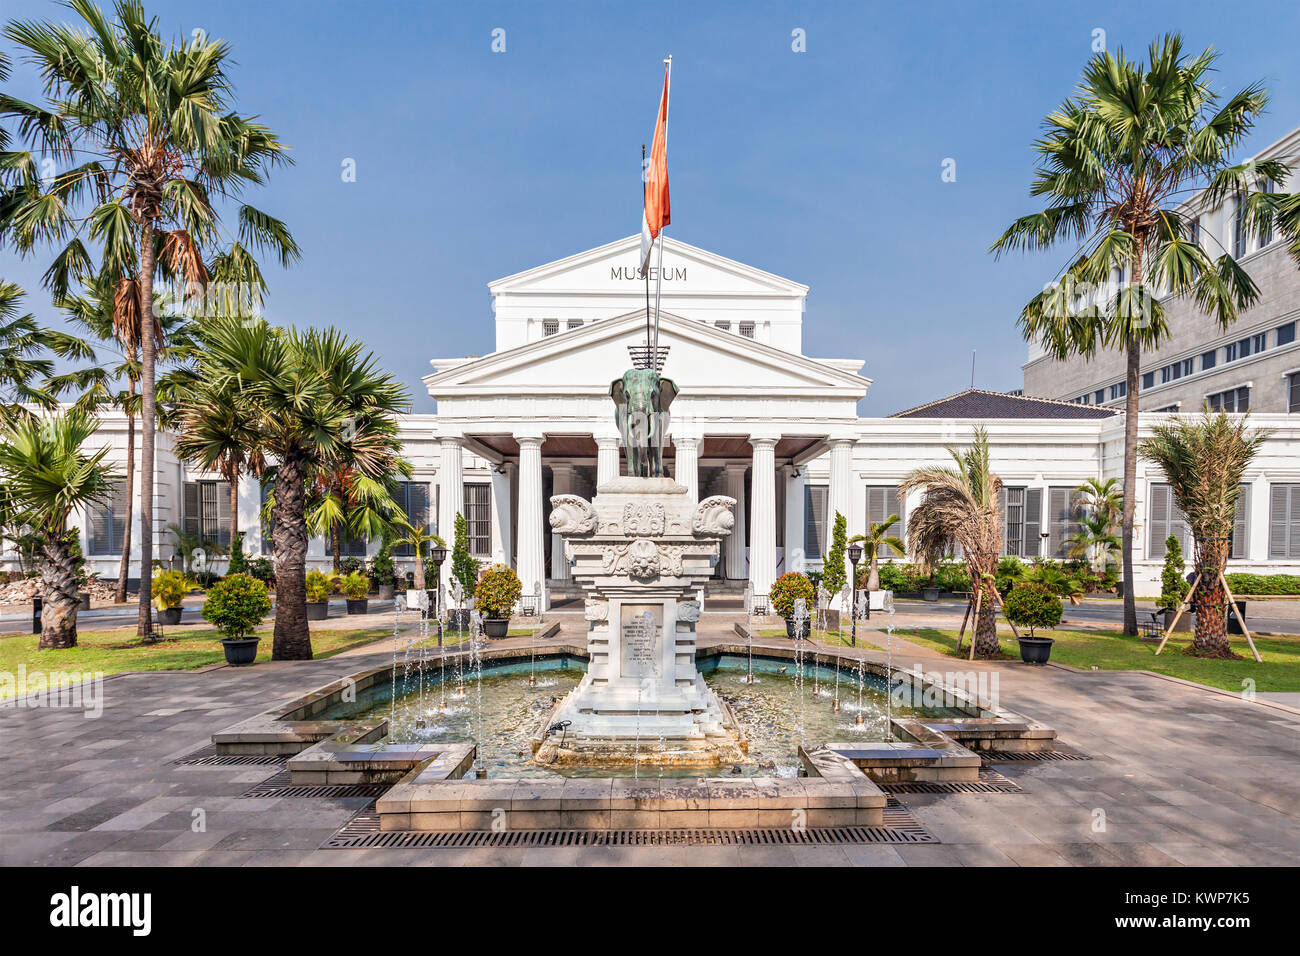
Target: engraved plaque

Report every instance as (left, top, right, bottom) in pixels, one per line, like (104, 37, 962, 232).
(620, 603, 663, 679)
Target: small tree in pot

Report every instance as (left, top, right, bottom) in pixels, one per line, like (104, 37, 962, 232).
(1003, 581, 1063, 663)
(474, 564, 521, 638)
(1158, 535, 1192, 632)
(202, 573, 272, 665)
(449, 512, 479, 629)
(770, 572, 815, 639)
(152, 569, 197, 625)
(340, 570, 371, 614)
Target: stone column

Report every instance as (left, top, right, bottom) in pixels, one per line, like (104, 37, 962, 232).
(595, 434, 621, 487)
(785, 465, 807, 573)
(437, 437, 463, 595)
(748, 437, 778, 600)
(724, 462, 748, 580)
(827, 439, 854, 529)
(549, 462, 574, 582)
(516, 434, 547, 610)
(489, 466, 512, 566)
(674, 436, 700, 504)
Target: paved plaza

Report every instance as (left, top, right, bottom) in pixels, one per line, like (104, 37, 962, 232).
(2, 612, 1297, 867)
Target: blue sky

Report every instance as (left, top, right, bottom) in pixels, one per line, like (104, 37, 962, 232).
(3, 0, 1298, 415)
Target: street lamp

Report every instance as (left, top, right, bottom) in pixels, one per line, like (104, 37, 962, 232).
(429, 545, 448, 619)
(847, 542, 862, 648)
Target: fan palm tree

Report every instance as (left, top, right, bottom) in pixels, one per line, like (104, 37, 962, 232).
(1067, 477, 1123, 570)
(0, 0, 299, 636)
(849, 514, 906, 592)
(195, 319, 409, 659)
(0, 411, 118, 648)
(991, 35, 1280, 636)
(1139, 412, 1267, 657)
(0, 281, 92, 428)
(901, 427, 1004, 659)
(1243, 178, 1300, 266)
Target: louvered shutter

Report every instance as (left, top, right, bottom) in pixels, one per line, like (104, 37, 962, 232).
(1231, 485, 1249, 560)
(1024, 488, 1043, 557)
(804, 485, 827, 557)
(1149, 484, 1169, 559)
(999, 486, 1009, 554)
(1048, 488, 1072, 558)
(215, 482, 232, 549)
(183, 482, 201, 539)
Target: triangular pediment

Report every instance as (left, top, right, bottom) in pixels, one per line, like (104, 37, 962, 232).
(487, 235, 809, 298)
(427, 310, 867, 398)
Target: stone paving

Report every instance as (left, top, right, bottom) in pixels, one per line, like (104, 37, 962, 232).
(1, 617, 1297, 866)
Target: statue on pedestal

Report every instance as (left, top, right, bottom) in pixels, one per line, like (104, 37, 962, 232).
(610, 368, 677, 478)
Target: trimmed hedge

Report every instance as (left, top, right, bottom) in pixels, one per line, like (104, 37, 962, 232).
(1224, 573, 1300, 596)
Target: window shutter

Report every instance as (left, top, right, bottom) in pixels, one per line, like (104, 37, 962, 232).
(183, 482, 201, 539)
(1024, 488, 1043, 558)
(199, 481, 220, 544)
(1149, 483, 1169, 559)
(1231, 485, 1249, 560)
(1048, 488, 1070, 558)
(215, 482, 232, 549)
(999, 486, 1009, 554)
(1292, 486, 1300, 560)
(804, 485, 827, 557)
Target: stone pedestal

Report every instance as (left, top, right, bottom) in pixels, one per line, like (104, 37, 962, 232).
(535, 477, 744, 768)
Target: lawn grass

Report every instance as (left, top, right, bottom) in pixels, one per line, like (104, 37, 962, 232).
(896, 626, 1300, 693)
(0, 625, 391, 698)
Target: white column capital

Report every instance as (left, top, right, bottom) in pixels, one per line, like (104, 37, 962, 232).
(515, 433, 543, 449)
(673, 434, 701, 450)
(724, 461, 749, 476)
(748, 435, 780, 449)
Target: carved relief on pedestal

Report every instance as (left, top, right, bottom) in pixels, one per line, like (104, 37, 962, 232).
(622, 502, 666, 536)
(584, 599, 609, 623)
(626, 539, 660, 579)
(676, 600, 701, 623)
(548, 494, 597, 534)
(692, 495, 737, 536)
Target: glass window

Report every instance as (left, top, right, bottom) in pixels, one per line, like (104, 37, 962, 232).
(1093, 389, 1105, 405)
(1277, 321, 1296, 347)
(87, 481, 128, 555)
(183, 480, 231, 550)
(1207, 386, 1250, 412)
(1141, 371, 1155, 390)
(1200, 350, 1217, 371)
(542, 319, 559, 336)
(393, 482, 432, 557)
(739, 321, 755, 339)
(1224, 341, 1239, 362)
(1259, 180, 1275, 246)
(1233, 198, 1248, 257)
(864, 485, 904, 539)
(1290, 373, 1300, 414)
(463, 483, 491, 556)
(803, 485, 828, 558)
(1109, 381, 1127, 400)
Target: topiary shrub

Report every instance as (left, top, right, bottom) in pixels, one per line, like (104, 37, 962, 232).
(451, 512, 479, 601)
(770, 572, 815, 620)
(1003, 581, 1063, 638)
(201, 573, 271, 641)
(1159, 535, 1190, 612)
(821, 511, 848, 598)
(228, 532, 247, 575)
(474, 564, 522, 619)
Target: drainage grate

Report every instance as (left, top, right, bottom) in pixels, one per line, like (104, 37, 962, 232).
(172, 746, 286, 767)
(882, 768, 1023, 794)
(979, 750, 1092, 762)
(241, 771, 390, 799)
(321, 797, 936, 848)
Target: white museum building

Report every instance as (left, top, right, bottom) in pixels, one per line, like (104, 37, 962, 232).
(40, 235, 1300, 602)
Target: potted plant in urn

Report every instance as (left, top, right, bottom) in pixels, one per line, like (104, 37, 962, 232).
(340, 570, 371, 614)
(151, 569, 196, 625)
(770, 572, 816, 640)
(305, 569, 336, 621)
(1003, 581, 1062, 663)
(201, 573, 272, 666)
(474, 564, 521, 638)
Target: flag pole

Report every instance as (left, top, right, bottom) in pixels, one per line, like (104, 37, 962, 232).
(652, 55, 671, 369)
(642, 143, 651, 355)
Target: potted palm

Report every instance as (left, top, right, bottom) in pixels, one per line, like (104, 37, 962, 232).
(1004, 581, 1063, 663)
(152, 569, 196, 625)
(305, 569, 336, 621)
(392, 518, 445, 614)
(474, 564, 522, 638)
(201, 573, 272, 666)
(369, 542, 397, 600)
(770, 572, 815, 639)
(341, 570, 370, 614)
(851, 514, 905, 611)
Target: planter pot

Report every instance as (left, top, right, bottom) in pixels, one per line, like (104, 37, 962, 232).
(159, 606, 183, 626)
(785, 617, 809, 640)
(345, 598, 369, 615)
(1162, 608, 1193, 633)
(921, 587, 940, 603)
(483, 618, 510, 639)
(376, 584, 395, 600)
(78, 591, 91, 611)
(1018, 636, 1055, 664)
(448, 609, 471, 631)
(306, 601, 329, 621)
(220, 638, 260, 667)
(1227, 599, 1247, 635)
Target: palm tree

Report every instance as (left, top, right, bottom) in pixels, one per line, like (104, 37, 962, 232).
(901, 427, 1004, 659)
(391, 519, 446, 592)
(0, 0, 299, 636)
(0, 411, 118, 648)
(1139, 412, 1267, 657)
(49, 272, 192, 601)
(1244, 178, 1300, 266)
(306, 465, 407, 571)
(849, 514, 906, 592)
(991, 35, 1279, 636)
(195, 319, 409, 659)
(0, 281, 92, 428)
(1067, 477, 1122, 570)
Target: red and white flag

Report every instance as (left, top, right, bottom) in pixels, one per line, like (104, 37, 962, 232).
(640, 69, 670, 272)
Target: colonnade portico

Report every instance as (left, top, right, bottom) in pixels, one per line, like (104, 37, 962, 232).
(434, 429, 857, 611)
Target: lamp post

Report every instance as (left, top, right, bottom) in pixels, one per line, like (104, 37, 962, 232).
(429, 545, 448, 645)
(847, 542, 862, 648)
